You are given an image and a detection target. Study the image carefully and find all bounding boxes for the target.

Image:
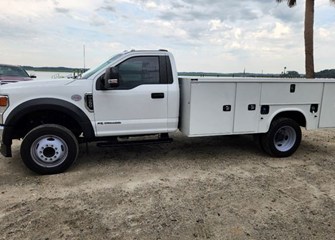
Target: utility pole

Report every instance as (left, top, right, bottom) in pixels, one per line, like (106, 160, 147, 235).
(83, 44, 86, 70)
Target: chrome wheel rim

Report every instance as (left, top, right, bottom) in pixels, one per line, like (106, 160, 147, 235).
(31, 135, 68, 168)
(274, 126, 296, 152)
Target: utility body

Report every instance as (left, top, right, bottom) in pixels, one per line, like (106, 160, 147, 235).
(0, 50, 335, 174)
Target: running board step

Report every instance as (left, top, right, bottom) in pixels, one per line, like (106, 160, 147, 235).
(96, 135, 173, 148)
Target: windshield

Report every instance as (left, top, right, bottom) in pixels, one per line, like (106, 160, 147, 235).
(81, 53, 124, 79)
(0, 65, 30, 77)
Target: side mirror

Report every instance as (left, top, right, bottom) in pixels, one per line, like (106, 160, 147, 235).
(30, 75, 37, 79)
(104, 67, 119, 89)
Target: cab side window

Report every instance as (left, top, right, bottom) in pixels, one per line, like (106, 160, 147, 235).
(118, 57, 160, 89)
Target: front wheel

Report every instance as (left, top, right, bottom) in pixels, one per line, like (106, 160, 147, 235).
(260, 118, 302, 157)
(21, 124, 79, 174)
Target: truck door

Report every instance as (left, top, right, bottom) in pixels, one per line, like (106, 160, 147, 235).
(93, 56, 169, 137)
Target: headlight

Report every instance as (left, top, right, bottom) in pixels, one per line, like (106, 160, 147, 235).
(0, 95, 9, 124)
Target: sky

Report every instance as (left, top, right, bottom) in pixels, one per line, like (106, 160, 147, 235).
(0, 0, 334, 74)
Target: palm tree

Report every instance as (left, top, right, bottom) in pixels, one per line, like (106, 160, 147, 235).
(276, 0, 335, 79)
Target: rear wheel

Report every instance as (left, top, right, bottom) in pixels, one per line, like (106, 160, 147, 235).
(261, 118, 301, 157)
(21, 124, 79, 174)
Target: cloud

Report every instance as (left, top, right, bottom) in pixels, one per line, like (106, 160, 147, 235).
(98, 0, 116, 12)
(55, 7, 70, 14)
(99, 5, 115, 12)
(0, 17, 36, 39)
(0, 0, 333, 73)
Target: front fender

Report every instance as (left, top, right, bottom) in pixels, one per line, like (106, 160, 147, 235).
(1, 98, 95, 156)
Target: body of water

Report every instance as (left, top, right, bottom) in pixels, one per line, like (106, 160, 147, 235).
(27, 71, 74, 80)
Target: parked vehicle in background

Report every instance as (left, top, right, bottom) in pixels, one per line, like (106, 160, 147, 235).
(0, 64, 35, 85)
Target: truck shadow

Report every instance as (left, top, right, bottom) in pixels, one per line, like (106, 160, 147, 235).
(77, 131, 332, 169)
(78, 133, 266, 166)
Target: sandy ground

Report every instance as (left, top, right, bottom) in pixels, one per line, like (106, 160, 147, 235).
(1, 130, 335, 240)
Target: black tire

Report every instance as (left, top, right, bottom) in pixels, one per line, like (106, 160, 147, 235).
(21, 124, 79, 174)
(260, 118, 302, 157)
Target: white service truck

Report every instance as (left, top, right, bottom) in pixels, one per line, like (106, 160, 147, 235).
(1, 50, 335, 174)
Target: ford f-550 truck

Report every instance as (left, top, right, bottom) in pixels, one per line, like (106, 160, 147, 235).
(1, 50, 335, 174)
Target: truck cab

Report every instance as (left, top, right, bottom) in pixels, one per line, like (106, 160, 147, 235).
(88, 50, 179, 137)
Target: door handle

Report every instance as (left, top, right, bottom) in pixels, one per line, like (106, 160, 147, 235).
(151, 93, 165, 99)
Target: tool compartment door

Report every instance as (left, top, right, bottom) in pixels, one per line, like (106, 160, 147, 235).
(319, 83, 335, 128)
(233, 83, 261, 133)
(188, 82, 236, 136)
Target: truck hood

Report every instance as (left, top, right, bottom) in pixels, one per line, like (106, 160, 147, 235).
(0, 78, 76, 90)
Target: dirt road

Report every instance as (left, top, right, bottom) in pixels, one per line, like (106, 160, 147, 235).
(1, 130, 335, 239)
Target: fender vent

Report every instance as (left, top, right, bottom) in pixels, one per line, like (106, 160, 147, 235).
(85, 93, 94, 112)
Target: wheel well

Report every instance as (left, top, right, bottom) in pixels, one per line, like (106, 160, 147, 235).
(13, 110, 83, 139)
(273, 111, 306, 127)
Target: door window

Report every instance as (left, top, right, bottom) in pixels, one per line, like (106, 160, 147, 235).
(118, 57, 160, 89)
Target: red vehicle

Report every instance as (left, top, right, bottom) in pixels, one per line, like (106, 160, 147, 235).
(0, 64, 35, 84)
